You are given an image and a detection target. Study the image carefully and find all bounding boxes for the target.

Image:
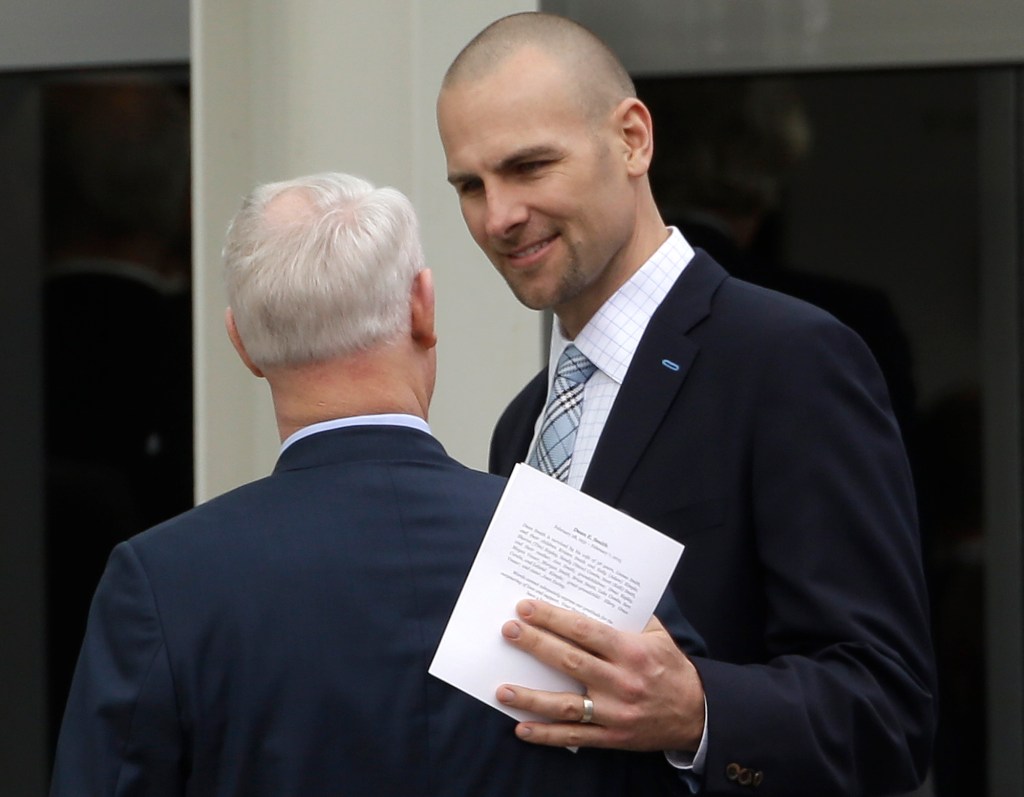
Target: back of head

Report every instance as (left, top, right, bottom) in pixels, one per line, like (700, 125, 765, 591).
(223, 172, 424, 369)
(442, 11, 635, 122)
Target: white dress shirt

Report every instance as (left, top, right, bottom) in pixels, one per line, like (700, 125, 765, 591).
(530, 227, 695, 488)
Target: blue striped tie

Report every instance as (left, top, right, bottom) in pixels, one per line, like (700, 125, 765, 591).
(528, 344, 597, 482)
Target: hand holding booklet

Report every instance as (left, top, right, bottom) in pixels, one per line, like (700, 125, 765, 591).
(429, 463, 684, 723)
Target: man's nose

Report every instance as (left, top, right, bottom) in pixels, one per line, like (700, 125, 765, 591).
(484, 185, 528, 239)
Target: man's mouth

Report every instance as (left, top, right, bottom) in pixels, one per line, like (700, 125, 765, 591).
(508, 234, 557, 262)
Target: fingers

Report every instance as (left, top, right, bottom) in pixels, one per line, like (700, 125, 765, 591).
(514, 600, 621, 658)
(514, 717, 607, 749)
(503, 601, 677, 685)
(497, 685, 592, 724)
(501, 613, 616, 689)
(496, 686, 618, 749)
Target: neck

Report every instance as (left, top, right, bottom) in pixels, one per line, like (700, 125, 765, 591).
(557, 199, 670, 339)
(265, 344, 432, 442)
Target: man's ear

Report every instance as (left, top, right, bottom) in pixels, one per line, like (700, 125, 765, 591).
(410, 269, 438, 349)
(224, 307, 264, 377)
(616, 97, 655, 177)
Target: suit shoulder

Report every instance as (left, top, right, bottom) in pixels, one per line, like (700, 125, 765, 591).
(126, 476, 270, 552)
(716, 274, 847, 332)
(430, 456, 509, 504)
(701, 274, 881, 363)
(677, 275, 886, 395)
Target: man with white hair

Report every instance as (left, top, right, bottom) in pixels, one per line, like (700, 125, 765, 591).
(50, 172, 700, 796)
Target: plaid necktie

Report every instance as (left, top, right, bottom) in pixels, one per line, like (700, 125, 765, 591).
(528, 344, 598, 482)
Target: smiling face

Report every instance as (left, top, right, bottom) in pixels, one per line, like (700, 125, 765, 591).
(438, 47, 653, 337)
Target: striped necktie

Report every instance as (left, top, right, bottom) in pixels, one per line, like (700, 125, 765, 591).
(528, 344, 597, 482)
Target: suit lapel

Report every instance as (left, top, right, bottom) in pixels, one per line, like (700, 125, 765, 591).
(581, 251, 728, 506)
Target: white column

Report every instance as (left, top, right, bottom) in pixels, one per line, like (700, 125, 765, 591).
(192, 0, 540, 501)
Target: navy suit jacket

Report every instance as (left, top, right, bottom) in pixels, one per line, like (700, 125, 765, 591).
(491, 253, 937, 796)
(51, 425, 693, 796)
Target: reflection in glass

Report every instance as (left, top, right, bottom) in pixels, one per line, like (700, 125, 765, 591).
(41, 72, 193, 748)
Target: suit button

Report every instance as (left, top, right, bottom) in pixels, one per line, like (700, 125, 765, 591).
(738, 769, 753, 786)
(726, 762, 742, 781)
(752, 771, 764, 787)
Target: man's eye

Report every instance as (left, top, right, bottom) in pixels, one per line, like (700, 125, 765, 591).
(457, 180, 483, 196)
(518, 161, 547, 174)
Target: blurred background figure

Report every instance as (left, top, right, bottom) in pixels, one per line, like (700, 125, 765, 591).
(643, 77, 917, 441)
(42, 75, 193, 748)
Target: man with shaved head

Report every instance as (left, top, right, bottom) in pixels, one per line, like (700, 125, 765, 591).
(438, 12, 935, 796)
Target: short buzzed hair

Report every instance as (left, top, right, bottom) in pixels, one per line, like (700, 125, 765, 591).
(223, 172, 425, 369)
(442, 12, 636, 122)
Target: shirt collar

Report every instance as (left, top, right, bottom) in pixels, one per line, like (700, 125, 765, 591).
(548, 227, 695, 383)
(280, 413, 432, 453)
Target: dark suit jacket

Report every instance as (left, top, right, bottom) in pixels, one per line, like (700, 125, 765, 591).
(491, 253, 937, 796)
(51, 425, 690, 796)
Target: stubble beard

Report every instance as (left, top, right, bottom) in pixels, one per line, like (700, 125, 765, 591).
(501, 241, 590, 315)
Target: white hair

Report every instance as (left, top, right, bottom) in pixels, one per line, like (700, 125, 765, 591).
(223, 172, 425, 368)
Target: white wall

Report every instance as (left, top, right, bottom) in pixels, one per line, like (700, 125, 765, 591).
(192, 0, 541, 501)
